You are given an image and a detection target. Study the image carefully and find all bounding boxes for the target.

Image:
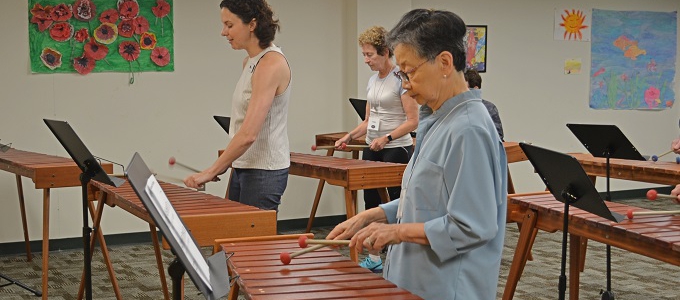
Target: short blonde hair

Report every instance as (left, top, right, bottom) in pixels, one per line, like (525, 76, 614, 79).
(358, 26, 392, 57)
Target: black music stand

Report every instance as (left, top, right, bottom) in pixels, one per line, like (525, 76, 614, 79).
(567, 123, 645, 300)
(519, 143, 624, 300)
(43, 119, 124, 300)
(126, 152, 229, 300)
(0, 140, 10, 152)
(213, 115, 230, 134)
(349, 98, 367, 121)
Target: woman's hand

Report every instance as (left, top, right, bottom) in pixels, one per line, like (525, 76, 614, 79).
(369, 135, 389, 151)
(352, 222, 402, 252)
(183, 170, 221, 189)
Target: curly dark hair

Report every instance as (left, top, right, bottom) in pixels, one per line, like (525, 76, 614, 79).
(220, 0, 280, 49)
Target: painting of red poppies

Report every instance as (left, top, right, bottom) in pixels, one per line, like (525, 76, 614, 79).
(29, 0, 174, 75)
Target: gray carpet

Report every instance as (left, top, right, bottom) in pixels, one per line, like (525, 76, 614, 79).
(1, 196, 679, 299)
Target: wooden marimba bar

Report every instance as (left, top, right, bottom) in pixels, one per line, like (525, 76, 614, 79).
(214, 234, 423, 300)
(289, 152, 405, 243)
(571, 152, 680, 185)
(0, 148, 112, 300)
(503, 192, 680, 300)
(85, 179, 277, 300)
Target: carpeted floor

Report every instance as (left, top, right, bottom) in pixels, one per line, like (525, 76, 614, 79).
(1, 196, 679, 299)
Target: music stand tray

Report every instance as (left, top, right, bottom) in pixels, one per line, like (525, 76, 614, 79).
(349, 98, 367, 121)
(566, 124, 646, 161)
(213, 115, 231, 135)
(126, 152, 229, 300)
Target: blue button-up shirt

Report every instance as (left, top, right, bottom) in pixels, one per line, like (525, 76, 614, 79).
(381, 89, 508, 300)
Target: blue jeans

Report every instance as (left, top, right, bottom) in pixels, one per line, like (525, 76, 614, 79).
(227, 168, 288, 211)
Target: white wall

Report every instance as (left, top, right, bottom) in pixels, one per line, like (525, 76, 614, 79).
(1, 0, 679, 243)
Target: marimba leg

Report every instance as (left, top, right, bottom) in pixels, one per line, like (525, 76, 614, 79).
(377, 188, 390, 204)
(150, 225, 171, 300)
(16, 175, 32, 261)
(344, 188, 358, 262)
(305, 148, 337, 232)
(306, 178, 326, 233)
(41, 189, 50, 300)
(503, 210, 537, 300)
(579, 238, 587, 272)
(569, 234, 582, 300)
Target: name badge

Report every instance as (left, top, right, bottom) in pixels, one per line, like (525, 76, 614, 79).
(368, 115, 380, 132)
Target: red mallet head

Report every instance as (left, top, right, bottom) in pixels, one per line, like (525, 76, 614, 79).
(311, 145, 317, 151)
(298, 236, 309, 248)
(626, 209, 635, 220)
(646, 189, 658, 201)
(168, 156, 176, 166)
(280, 252, 291, 265)
(340, 143, 347, 150)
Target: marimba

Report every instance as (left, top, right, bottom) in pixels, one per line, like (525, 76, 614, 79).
(503, 192, 680, 300)
(571, 153, 680, 185)
(0, 148, 112, 300)
(314, 133, 527, 193)
(85, 179, 277, 300)
(214, 234, 423, 300)
(289, 152, 405, 247)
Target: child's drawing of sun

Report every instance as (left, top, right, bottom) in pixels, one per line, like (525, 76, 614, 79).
(560, 9, 589, 41)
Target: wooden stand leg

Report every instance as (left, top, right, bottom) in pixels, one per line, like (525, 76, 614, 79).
(306, 179, 326, 233)
(305, 148, 335, 233)
(150, 225, 171, 300)
(377, 188, 390, 204)
(579, 238, 587, 272)
(16, 175, 32, 261)
(41, 189, 50, 300)
(569, 234, 582, 300)
(502, 210, 537, 300)
(344, 188, 358, 262)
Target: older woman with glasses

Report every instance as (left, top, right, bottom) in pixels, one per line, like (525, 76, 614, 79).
(334, 25, 419, 273)
(327, 9, 508, 300)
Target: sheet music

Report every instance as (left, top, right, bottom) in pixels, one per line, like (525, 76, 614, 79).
(145, 176, 212, 291)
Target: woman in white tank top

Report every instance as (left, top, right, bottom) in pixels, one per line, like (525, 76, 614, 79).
(184, 0, 291, 212)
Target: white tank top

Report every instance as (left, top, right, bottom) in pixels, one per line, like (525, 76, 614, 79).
(365, 67, 412, 148)
(230, 45, 291, 169)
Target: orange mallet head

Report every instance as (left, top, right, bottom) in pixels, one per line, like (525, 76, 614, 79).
(298, 236, 309, 248)
(280, 252, 292, 265)
(646, 189, 658, 201)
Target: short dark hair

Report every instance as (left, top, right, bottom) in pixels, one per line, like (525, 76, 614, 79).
(386, 9, 467, 72)
(220, 0, 280, 49)
(464, 69, 482, 88)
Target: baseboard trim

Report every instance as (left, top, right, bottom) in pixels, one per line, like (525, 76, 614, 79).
(0, 214, 348, 256)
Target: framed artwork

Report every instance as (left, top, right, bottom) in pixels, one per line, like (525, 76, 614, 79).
(465, 25, 487, 72)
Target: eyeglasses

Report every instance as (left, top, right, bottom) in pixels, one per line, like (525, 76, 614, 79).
(394, 60, 428, 82)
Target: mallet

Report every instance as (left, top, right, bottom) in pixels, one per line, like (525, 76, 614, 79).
(168, 156, 201, 173)
(298, 235, 350, 248)
(311, 143, 346, 151)
(626, 209, 680, 219)
(651, 149, 674, 162)
(280, 244, 326, 265)
(645, 189, 677, 201)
